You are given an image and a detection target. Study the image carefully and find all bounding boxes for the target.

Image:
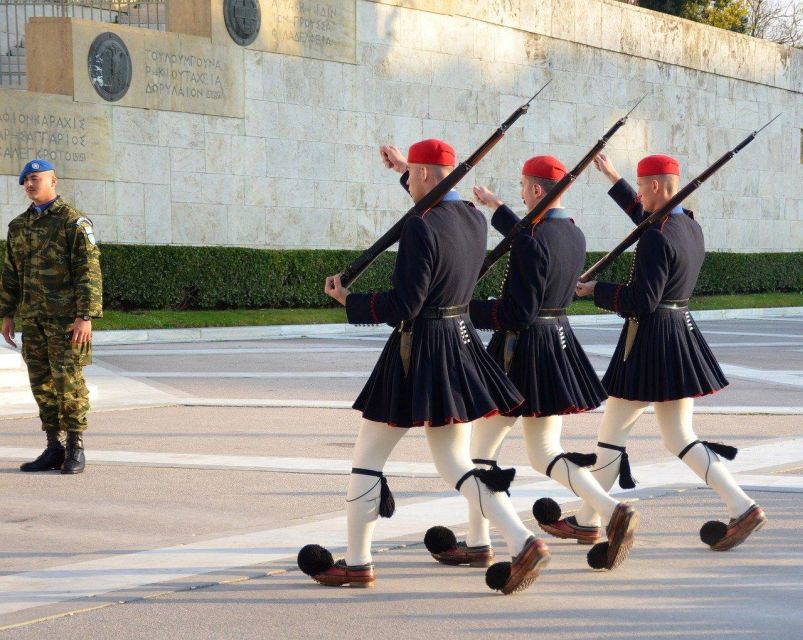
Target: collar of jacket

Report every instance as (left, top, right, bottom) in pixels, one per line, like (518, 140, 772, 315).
(544, 207, 570, 219)
(29, 195, 62, 216)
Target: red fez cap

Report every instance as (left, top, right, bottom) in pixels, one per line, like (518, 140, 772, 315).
(637, 154, 680, 177)
(522, 156, 567, 181)
(407, 139, 455, 166)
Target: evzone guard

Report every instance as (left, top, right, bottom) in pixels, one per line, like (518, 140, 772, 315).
(297, 139, 551, 594)
(569, 152, 766, 554)
(424, 156, 638, 572)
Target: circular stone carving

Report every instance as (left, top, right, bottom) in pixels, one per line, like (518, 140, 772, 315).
(87, 32, 132, 102)
(224, 0, 261, 46)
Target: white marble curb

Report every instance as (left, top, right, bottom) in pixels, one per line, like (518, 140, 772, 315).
(86, 306, 803, 346)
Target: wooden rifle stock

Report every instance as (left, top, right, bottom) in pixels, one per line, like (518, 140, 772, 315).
(579, 113, 782, 283)
(477, 96, 645, 281)
(338, 80, 551, 288)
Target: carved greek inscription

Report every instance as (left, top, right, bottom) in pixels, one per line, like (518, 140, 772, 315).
(0, 92, 112, 180)
(267, 0, 355, 63)
(273, 1, 340, 48)
(144, 48, 228, 103)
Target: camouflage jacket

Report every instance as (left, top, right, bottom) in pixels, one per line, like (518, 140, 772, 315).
(0, 197, 103, 319)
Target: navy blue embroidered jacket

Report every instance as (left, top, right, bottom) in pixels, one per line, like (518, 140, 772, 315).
(594, 178, 705, 316)
(346, 174, 488, 326)
(470, 204, 586, 331)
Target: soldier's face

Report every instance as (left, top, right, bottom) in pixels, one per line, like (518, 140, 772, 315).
(636, 175, 677, 212)
(407, 164, 431, 203)
(24, 171, 57, 205)
(520, 176, 540, 211)
(636, 177, 659, 211)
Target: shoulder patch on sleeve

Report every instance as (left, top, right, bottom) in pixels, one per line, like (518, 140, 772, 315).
(74, 216, 97, 245)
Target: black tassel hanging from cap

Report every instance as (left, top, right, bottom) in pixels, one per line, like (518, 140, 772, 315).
(702, 440, 738, 461)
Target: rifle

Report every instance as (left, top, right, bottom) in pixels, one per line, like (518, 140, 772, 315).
(477, 95, 646, 281)
(579, 113, 782, 283)
(338, 80, 552, 288)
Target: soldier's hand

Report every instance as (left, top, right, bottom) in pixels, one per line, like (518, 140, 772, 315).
(72, 317, 92, 343)
(575, 280, 596, 298)
(379, 145, 408, 174)
(2, 316, 16, 348)
(324, 274, 350, 306)
(472, 185, 503, 209)
(592, 153, 620, 184)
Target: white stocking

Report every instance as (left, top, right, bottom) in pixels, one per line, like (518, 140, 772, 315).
(655, 398, 754, 519)
(575, 397, 649, 527)
(345, 420, 406, 566)
(466, 414, 515, 547)
(426, 422, 532, 558)
(522, 415, 620, 525)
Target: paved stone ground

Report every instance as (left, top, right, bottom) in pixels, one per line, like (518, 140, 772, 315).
(1, 316, 801, 638)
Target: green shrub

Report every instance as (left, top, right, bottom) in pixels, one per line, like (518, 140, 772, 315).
(0, 241, 799, 310)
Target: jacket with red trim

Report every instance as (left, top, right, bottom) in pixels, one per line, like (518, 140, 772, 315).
(594, 179, 705, 316)
(345, 190, 489, 327)
(470, 204, 586, 331)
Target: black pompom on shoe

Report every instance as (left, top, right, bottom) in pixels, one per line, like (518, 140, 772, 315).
(424, 526, 457, 554)
(532, 497, 561, 525)
(700, 520, 728, 546)
(587, 541, 609, 570)
(297, 544, 334, 576)
(485, 561, 512, 591)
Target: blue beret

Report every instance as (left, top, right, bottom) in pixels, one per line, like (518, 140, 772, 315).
(19, 159, 55, 185)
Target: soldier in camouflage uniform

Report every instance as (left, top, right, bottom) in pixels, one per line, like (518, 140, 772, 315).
(1, 159, 102, 474)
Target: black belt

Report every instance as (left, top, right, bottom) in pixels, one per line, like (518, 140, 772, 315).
(656, 299, 689, 310)
(419, 304, 468, 319)
(537, 307, 568, 318)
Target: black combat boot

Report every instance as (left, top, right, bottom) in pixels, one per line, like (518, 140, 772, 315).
(20, 430, 66, 472)
(61, 432, 86, 474)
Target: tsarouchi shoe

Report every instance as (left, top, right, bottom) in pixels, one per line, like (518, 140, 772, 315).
(586, 503, 639, 571)
(312, 559, 375, 588)
(539, 515, 601, 545)
(701, 504, 767, 552)
(485, 537, 551, 595)
(431, 541, 495, 567)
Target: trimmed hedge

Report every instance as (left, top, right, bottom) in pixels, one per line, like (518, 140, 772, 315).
(0, 241, 800, 310)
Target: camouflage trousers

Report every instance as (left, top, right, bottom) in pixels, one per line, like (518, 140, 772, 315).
(21, 317, 92, 433)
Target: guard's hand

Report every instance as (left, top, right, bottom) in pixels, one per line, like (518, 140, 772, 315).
(2, 316, 16, 348)
(379, 145, 408, 174)
(472, 185, 503, 209)
(575, 281, 596, 298)
(592, 152, 621, 184)
(324, 274, 350, 307)
(72, 317, 92, 343)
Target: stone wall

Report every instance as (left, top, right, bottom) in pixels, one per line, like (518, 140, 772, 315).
(0, 0, 800, 251)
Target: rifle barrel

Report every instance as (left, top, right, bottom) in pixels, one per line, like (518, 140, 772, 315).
(478, 100, 642, 281)
(579, 115, 781, 283)
(339, 81, 551, 288)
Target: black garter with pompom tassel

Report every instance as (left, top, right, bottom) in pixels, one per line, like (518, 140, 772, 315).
(700, 520, 728, 546)
(679, 440, 738, 462)
(297, 544, 334, 576)
(424, 526, 457, 554)
(545, 452, 597, 478)
(475, 463, 516, 494)
(532, 497, 562, 525)
(597, 442, 636, 489)
(485, 561, 512, 591)
(351, 467, 395, 517)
